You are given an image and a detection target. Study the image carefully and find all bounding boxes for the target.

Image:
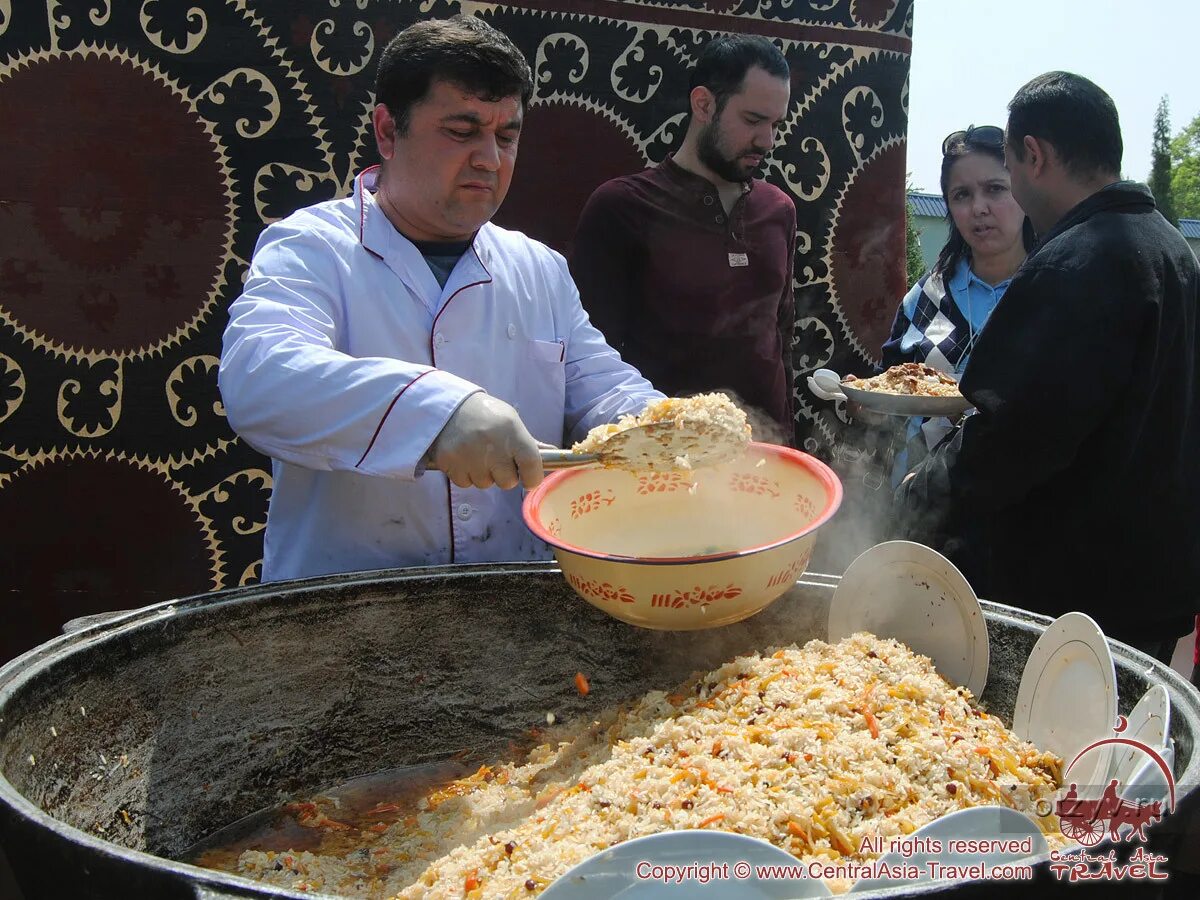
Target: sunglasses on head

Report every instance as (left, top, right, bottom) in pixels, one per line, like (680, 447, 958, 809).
(942, 125, 1005, 155)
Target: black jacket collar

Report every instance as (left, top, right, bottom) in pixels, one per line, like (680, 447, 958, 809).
(1039, 181, 1156, 246)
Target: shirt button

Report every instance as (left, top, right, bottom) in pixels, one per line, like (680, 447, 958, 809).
(715, 214, 725, 224)
(457, 503, 472, 520)
(434, 332, 446, 348)
(507, 323, 517, 339)
(703, 195, 715, 206)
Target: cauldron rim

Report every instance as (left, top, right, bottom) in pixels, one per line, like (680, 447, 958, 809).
(1, 562, 1197, 899)
(0, 564, 556, 900)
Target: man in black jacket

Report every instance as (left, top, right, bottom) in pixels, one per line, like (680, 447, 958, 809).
(896, 72, 1199, 658)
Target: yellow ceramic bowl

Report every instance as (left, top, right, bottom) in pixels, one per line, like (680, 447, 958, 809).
(522, 442, 842, 630)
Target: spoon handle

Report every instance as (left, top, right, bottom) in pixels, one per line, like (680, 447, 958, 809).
(540, 449, 601, 470)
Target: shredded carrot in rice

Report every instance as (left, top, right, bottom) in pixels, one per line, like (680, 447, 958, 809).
(230, 633, 1070, 898)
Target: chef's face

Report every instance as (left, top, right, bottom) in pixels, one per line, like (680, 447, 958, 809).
(696, 66, 790, 184)
(946, 151, 1027, 261)
(372, 78, 522, 242)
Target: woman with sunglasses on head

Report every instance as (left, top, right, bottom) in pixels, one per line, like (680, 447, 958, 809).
(879, 125, 1036, 485)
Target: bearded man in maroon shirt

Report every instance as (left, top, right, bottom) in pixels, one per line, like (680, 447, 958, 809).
(571, 35, 796, 443)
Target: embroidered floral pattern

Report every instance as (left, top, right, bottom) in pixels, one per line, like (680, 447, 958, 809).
(0, 0, 910, 658)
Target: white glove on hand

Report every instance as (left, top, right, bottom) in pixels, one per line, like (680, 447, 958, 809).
(427, 392, 544, 490)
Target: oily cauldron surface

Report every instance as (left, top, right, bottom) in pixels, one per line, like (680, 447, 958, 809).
(0, 563, 1197, 900)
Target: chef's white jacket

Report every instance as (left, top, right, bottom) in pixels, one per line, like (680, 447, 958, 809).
(220, 167, 663, 581)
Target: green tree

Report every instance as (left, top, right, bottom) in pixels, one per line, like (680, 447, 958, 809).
(904, 175, 925, 284)
(904, 199, 925, 285)
(1171, 113, 1200, 220)
(1149, 97, 1178, 225)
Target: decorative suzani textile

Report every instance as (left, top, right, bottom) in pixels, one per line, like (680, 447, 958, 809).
(0, 0, 912, 661)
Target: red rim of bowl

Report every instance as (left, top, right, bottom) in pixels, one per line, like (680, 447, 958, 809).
(522, 441, 843, 566)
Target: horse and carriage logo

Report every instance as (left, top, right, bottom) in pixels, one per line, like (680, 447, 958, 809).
(1056, 780, 1165, 845)
(1046, 716, 1175, 847)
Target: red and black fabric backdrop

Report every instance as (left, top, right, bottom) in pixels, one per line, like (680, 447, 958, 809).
(0, 0, 913, 662)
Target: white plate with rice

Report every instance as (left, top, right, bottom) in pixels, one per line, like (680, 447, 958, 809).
(827, 541, 989, 696)
(807, 367, 972, 418)
(837, 381, 973, 418)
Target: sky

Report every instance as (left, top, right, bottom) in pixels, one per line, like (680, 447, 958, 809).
(906, 0, 1197, 194)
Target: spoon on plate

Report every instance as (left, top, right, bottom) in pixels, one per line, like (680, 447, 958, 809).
(806, 369, 848, 402)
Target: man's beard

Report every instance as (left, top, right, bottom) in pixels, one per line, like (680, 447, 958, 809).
(696, 118, 759, 183)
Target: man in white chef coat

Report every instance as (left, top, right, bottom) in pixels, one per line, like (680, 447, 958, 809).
(219, 16, 662, 581)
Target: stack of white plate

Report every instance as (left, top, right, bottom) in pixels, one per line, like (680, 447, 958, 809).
(1107, 684, 1174, 808)
(1014, 613, 1173, 807)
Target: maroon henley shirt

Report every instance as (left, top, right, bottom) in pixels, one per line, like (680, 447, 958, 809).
(570, 155, 797, 442)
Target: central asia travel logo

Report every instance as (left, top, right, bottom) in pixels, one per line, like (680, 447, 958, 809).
(1039, 715, 1175, 884)
(1047, 714, 1175, 846)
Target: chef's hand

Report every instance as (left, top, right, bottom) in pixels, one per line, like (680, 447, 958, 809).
(428, 392, 544, 490)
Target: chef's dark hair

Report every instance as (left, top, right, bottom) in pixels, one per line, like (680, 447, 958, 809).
(689, 34, 789, 113)
(375, 15, 533, 135)
(1006, 71, 1123, 178)
(934, 134, 1038, 279)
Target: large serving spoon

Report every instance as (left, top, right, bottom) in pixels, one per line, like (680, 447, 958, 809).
(541, 417, 751, 472)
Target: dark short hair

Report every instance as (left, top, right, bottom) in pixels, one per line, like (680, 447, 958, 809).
(688, 34, 789, 112)
(375, 16, 533, 134)
(1006, 71, 1122, 178)
(934, 132, 1037, 278)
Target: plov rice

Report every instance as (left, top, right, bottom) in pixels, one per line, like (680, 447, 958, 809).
(570, 392, 751, 470)
(843, 363, 960, 398)
(234, 633, 1067, 897)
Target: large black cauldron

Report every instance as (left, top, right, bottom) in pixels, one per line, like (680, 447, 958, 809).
(1, 563, 1197, 899)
